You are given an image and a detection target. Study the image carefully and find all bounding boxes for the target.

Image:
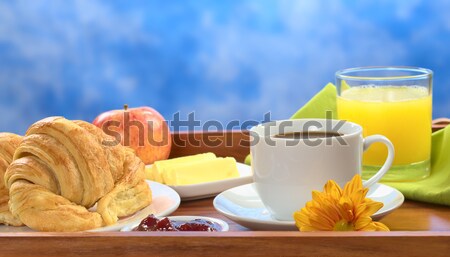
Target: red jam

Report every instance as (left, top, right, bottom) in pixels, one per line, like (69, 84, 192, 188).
(135, 215, 221, 232)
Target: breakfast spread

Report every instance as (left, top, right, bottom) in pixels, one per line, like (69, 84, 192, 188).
(135, 214, 221, 232)
(0, 88, 417, 235)
(0, 117, 152, 232)
(146, 152, 240, 185)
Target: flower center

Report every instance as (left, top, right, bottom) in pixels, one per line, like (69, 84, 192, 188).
(333, 219, 354, 231)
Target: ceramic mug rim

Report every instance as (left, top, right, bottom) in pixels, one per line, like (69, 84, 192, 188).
(250, 118, 363, 143)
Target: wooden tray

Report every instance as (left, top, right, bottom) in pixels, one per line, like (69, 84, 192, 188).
(0, 120, 449, 257)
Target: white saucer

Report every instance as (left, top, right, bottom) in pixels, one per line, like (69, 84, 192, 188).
(120, 215, 229, 232)
(0, 181, 181, 232)
(213, 182, 404, 231)
(165, 162, 253, 201)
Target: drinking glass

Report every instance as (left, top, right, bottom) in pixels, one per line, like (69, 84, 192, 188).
(336, 66, 433, 182)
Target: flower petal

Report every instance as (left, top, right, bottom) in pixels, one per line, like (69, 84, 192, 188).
(323, 180, 343, 200)
(293, 209, 311, 228)
(300, 225, 318, 232)
(373, 222, 390, 231)
(355, 216, 373, 230)
(338, 197, 354, 221)
(308, 213, 335, 231)
(343, 174, 363, 197)
(312, 191, 326, 203)
(351, 188, 368, 205)
(358, 201, 384, 218)
(357, 222, 377, 231)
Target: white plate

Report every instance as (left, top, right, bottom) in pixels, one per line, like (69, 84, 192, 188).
(120, 215, 229, 232)
(213, 182, 404, 231)
(149, 162, 253, 201)
(0, 181, 180, 232)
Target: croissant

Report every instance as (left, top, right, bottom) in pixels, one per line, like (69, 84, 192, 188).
(0, 133, 23, 226)
(4, 117, 152, 232)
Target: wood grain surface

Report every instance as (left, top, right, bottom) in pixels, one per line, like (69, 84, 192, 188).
(0, 231, 449, 257)
(0, 121, 449, 257)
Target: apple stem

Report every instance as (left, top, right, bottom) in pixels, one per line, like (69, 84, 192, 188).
(124, 104, 128, 111)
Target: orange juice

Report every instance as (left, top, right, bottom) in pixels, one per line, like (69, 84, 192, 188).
(337, 86, 432, 168)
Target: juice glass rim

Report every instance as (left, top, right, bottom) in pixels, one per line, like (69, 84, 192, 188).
(335, 66, 433, 81)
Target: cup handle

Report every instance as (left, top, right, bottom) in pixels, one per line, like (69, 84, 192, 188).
(361, 135, 395, 188)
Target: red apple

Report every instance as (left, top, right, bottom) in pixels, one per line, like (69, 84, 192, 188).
(93, 104, 171, 164)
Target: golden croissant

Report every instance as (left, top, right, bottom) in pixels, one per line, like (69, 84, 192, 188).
(3, 117, 152, 232)
(0, 133, 23, 226)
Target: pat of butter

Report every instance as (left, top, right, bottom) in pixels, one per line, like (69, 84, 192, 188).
(162, 157, 239, 185)
(145, 153, 216, 182)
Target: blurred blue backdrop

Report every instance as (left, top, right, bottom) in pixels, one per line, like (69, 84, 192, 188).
(0, 0, 449, 134)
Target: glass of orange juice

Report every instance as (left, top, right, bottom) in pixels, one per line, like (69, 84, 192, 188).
(336, 67, 432, 182)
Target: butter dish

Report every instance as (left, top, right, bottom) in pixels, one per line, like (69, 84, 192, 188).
(152, 162, 253, 201)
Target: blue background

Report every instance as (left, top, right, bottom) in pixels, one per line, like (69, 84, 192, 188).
(1, 0, 449, 134)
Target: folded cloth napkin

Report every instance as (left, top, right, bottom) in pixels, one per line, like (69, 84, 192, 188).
(387, 126, 450, 206)
(245, 83, 450, 206)
(289, 83, 338, 119)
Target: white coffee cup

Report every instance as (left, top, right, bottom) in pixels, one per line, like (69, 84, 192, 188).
(250, 119, 394, 221)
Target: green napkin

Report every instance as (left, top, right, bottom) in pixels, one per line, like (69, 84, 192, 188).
(387, 127, 450, 205)
(289, 83, 338, 119)
(245, 83, 450, 206)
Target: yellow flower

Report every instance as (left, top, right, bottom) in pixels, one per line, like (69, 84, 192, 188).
(293, 175, 389, 232)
